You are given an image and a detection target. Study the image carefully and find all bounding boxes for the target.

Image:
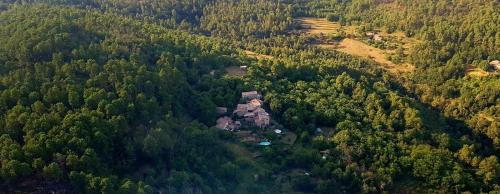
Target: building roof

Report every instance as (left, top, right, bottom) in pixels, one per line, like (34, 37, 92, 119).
(255, 107, 267, 114)
(490, 60, 500, 66)
(248, 99, 263, 107)
(236, 104, 248, 109)
(247, 104, 259, 112)
(244, 112, 255, 118)
(216, 107, 227, 114)
(242, 91, 258, 95)
(255, 113, 270, 128)
(320, 149, 331, 155)
(215, 117, 233, 130)
(233, 104, 248, 116)
(242, 91, 261, 100)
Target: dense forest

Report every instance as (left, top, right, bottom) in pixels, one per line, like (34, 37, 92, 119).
(0, 0, 499, 193)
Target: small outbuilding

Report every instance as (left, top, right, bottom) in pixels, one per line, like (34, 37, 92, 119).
(215, 116, 239, 131)
(248, 99, 263, 109)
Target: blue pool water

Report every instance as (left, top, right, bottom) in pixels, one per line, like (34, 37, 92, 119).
(258, 141, 271, 146)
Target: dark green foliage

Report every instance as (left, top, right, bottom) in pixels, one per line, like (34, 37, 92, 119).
(200, 0, 293, 39)
(0, 5, 252, 193)
(0, 0, 498, 193)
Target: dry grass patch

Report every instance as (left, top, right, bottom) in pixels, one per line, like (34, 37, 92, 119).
(295, 17, 340, 35)
(295, 17, 358, 35)
(320, 38, 414, 74)
(294, 17, 418, 74)
(244, 50, 273, 60)
(465, 65, 496, 77)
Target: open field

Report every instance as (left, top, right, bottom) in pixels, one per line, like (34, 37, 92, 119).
(294, 17, 416, 74)
(320, 38, 415, 73)
(295, 17, 340, 35)
(295, 17, 358, 35)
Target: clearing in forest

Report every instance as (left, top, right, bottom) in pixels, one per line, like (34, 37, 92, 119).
(295, 17, 357, 35)
(295, 17, 340, 35)
(294, 17, 417, 74)
(320, 38, 415, 74)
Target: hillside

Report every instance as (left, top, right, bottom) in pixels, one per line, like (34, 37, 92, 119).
(0, 0, 498, 193)
(0, 5, 270, 193)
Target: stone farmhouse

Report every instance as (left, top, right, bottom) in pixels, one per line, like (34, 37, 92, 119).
(215, 91, 271, 130)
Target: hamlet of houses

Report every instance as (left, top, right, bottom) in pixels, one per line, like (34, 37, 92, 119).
(215, 91, 270, 131)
